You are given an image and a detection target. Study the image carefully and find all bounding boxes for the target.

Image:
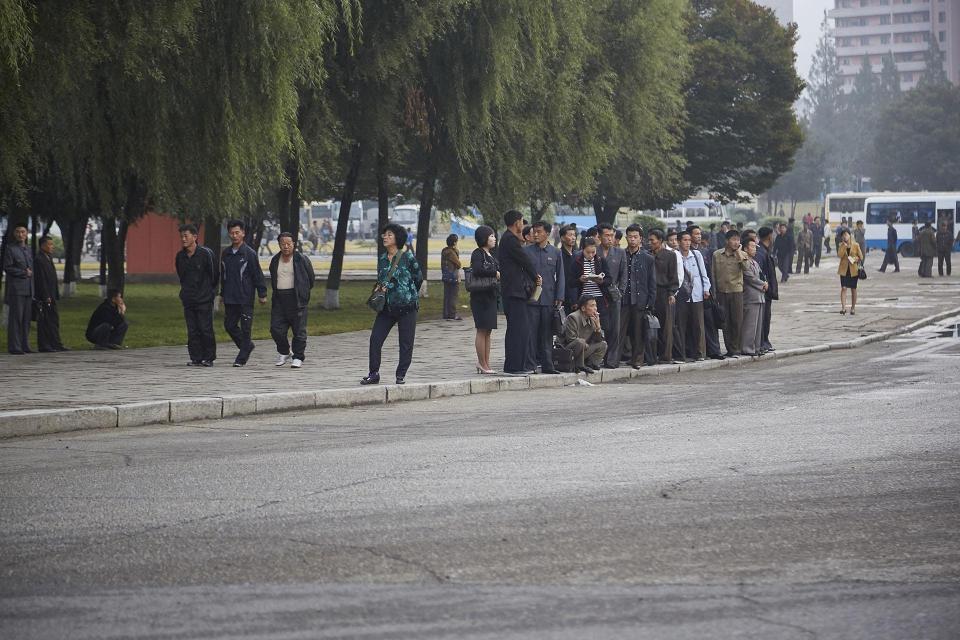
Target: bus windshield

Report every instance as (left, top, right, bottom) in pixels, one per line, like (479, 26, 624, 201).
(828, 197, 865, 215)
(866, 201, 936, 225)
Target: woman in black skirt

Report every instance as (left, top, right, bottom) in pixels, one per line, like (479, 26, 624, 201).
(470, 225, 499, 374)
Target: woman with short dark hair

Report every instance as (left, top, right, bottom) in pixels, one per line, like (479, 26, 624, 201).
(361, 224, 423, 385)
(470, 225, 500, 374)
(440, 233, 462, 321)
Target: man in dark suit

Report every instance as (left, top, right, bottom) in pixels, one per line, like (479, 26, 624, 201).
(3, 224, 34, 354)
(620, 224, 656, 368)
(499, 210, 541, 375)
(558, 224, 578, 313)
(879, 218, 900, 273)
(33, 235, 68, 352)
(597, 222, 627, 367)
(648, 228, 678, 364)
(756, 227, 779, 354)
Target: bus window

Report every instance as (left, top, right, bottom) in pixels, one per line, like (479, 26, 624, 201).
(829, 197, 865, 215)
(866, 202, 935, 225)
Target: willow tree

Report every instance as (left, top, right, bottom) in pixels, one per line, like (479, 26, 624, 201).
(2, 1, 343, 291)
(320, 0, 463, 309)
(589, 0, 691, 223)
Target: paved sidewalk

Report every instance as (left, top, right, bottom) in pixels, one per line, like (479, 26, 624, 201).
(1, 254, 958, 413)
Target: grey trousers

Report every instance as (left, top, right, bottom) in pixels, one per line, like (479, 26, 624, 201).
(568, 338, 607, 369)
(741, 302, 764, 356)
(6, 295, 31, 353)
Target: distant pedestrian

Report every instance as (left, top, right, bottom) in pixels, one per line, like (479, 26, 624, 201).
(33, 235, 67, 352)
(740, 238, 767, 357)
(837, 229, 863, 315)
(361, 224, 422, 385)
(220, 220, 268, 367)
(469, 225, 499, 374)
(269, 232, 315, 369)
(853, 221, 866, 255)
(879, 218, 900, 273)
(785, 218, 796, 274)
(175, 224, 218, 367)
(440, 234, 463, 321)
(3, 224, 33, 354)
(773, 223, 791, 283)
(936, 221, 953, 276)
(499, 210, 541, 376)
(918, 221, 936, 278)
(795, 223, 813, 274)
(811, 219, 823, 267)
(85, 289, 128, 349)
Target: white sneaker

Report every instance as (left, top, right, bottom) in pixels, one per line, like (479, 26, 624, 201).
(275, 353, 291, 366)
(291, 358, 303, 369)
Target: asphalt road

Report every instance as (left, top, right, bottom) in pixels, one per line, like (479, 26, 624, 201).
(2, 323, 959, 639)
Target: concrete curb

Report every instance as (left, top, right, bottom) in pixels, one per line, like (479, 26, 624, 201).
(2, 305, 958, 440)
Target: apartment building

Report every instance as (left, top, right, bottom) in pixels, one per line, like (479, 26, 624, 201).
(755, 0, 794, 25)
(829, 0, 960, 92)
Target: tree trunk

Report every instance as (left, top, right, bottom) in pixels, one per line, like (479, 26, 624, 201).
(203, 217, 222, 257)
(62, 214, 89, 297)
(376, 151, 389, 258)
(415, 168, 436, 297)
(276, 161, 302, 243)
(30, 214, 39, 257)
(98, 221, 108, 297)
(324, 143, 363, 309)
(244, 202, 267, 252)
(100, 218, 127, 293)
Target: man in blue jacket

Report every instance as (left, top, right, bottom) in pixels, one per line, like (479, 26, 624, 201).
(525, 221, 565, 374)
(220, 220, 268, 366)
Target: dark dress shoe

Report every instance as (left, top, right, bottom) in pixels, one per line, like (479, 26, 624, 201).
(360, 373, 380, 385)
(187, 361, 200, 366)
(601, 364, 618, 369)
(577, 366, 593, 374)
(58, 346, 71, 351)
(588, 365, 602, 372)
(540, 368, 561, 374)
(200, 360, 214, 367)
(709, 354, 725, 360)
(395, 376, 405, 385)
(8, 350, 24, 355)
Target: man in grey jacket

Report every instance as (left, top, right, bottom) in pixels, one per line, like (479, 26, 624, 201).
(597, 222, 627, 368)
(3, 224, 34, 354)
(525, 221, 565, 374)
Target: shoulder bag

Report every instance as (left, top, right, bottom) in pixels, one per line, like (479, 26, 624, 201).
(464, 263, 497, 293)
(367, 250, 404, 312)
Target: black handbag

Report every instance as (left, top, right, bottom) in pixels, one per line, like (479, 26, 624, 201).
(857, 258, 867, 280)
(464, 268, 497, 293)
(552, 341, 575, 372)
(367, 250, 405, 312)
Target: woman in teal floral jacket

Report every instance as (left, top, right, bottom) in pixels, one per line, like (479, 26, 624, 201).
(361, 224, 423, 385)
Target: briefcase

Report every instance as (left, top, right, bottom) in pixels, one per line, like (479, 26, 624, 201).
(552, 342, 575, 373)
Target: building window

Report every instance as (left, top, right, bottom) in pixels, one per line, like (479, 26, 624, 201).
(939, 11, 946, 22)
(940, 31, 946, 42)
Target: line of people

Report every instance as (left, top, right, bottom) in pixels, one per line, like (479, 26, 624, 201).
(464, 211, 783, 376)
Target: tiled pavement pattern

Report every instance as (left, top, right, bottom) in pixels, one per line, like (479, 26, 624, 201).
(1, 254, 957, 412)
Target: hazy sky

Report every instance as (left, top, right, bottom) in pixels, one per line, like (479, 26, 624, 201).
(793, 0, 834, 81)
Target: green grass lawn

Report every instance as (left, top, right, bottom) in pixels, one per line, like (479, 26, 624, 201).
(1, 281, 470, 351)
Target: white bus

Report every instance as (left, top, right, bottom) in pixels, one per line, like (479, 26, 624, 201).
(862, 193, 960, 255)
(651, 199, 728, 222)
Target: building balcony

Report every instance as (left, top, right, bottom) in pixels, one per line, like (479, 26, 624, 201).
(832, 21, 932, 38)
(835, 41, 930, 56)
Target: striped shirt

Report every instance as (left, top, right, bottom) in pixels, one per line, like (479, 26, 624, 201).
(582, 258, 603, 298)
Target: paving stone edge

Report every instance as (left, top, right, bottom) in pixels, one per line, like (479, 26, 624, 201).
(2, 305, 958, 440)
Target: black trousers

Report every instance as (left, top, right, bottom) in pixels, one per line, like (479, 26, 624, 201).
(6, 294, 31, 353)
(778, 255, 791, 281)
(89, 321, 128, 347)
(442, 281, 459, 319)
(653, 287, 674, 362)
(602, 299, 622, 366)
(270, 292, 308, 360)
(760, 299, 773, 351)
(703, 301, 723, 358)
(503, 296, 533, 373)
(813, 241, 822, 267)
(879, 249, 900, 272)
(938, 251, 952, 276)
(677, 301, 704, 359)
(919, 256, 934, 278)
(795, 249, 811, 274)
(369, 307, 417, 377)
(224, 303, 255, 362)
(528, 305, 554, 371)
(37, 301, 64, 351)
(619, 303, 653, 366)
(183, 302, 216, 363)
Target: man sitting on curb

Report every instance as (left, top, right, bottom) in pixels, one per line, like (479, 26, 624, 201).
(561, 295, 607, 374)
(85, 289, 128, 350)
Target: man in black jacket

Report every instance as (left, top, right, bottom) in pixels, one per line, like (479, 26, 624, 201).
(499, 210, 541, 375)
(175, 223, 218, 366)
(879, 218, 900, 273)
(85, 289, 128, 349)
(33, 235, 68, 352)
(268, 232, 315, 368)
(773, 223, 791, 282)
(648, 229, 678, 364)
(620, 224, 656, 368)
(757, 227, 779, 353)
(220, 220, 268, 366)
